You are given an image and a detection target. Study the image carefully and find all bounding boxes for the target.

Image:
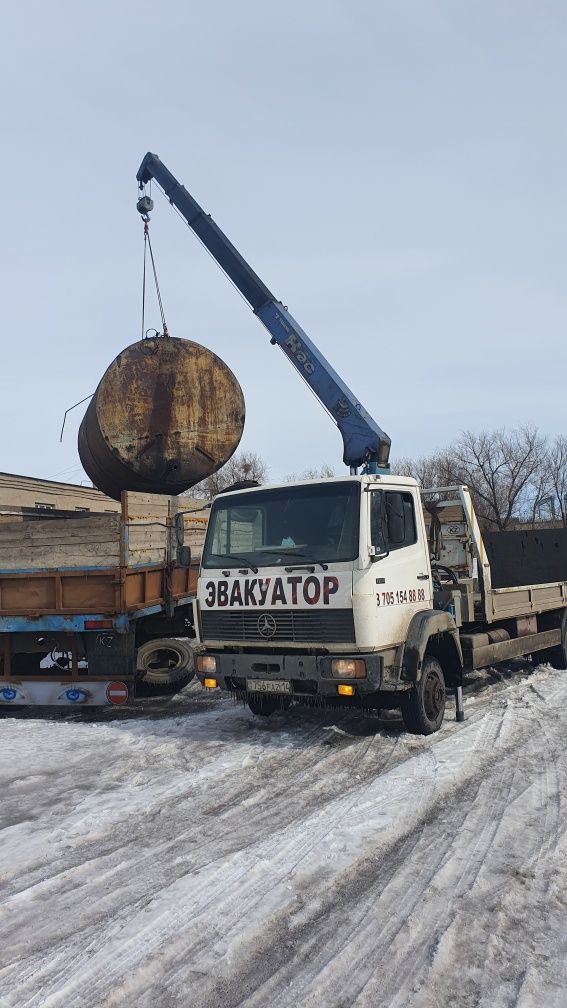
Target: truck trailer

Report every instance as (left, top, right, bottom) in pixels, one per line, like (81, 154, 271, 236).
(0, 491, 206, 708)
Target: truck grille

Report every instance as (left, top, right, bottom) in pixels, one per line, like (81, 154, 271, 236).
(201, 608, 355, 644)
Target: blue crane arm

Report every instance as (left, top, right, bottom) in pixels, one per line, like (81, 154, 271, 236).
(136, 152, 391, 470)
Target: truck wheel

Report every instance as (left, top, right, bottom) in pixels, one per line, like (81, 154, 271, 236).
(136, 674, 194, 698)
(136, 638, 194, 697)
(537, 610, 567, 670)
(401, 657, 446, 735)
(247, 694, 292, 717)
(537, 646, 567, 670)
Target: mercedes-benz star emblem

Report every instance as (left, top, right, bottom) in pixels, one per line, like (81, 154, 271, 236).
(257, 613, 277, 639)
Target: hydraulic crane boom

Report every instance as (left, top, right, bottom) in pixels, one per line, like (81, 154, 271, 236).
(136, 152, 391, 471)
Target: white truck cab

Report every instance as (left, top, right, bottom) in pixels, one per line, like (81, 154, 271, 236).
(195, 476, 460, 732)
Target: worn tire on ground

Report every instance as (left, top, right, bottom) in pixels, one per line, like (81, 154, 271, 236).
(136, 638, 194, 697)
(401, 656, 446, 735)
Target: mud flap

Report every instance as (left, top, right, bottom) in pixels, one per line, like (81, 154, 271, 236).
(85, 627, 136, 680)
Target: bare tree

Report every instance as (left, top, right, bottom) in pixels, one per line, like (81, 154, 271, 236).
(286, 464, 336, 480)
(187, 451, 268, 500)
(393, 428, 549, 529)
(185, 432, 566, 530)
(441, 427, 546, 530)
(392, 452, 448, 489)
(546, 435, 567, 526)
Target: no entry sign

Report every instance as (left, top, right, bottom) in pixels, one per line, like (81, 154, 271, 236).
(106, 681, 129, 705)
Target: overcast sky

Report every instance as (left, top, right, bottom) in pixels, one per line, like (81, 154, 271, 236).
(1, 0, 566, 486)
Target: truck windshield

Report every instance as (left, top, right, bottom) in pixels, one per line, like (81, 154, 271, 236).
(202, 482, 360, 569)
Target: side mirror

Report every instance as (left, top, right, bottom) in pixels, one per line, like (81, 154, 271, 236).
(176, 545, 192, 568)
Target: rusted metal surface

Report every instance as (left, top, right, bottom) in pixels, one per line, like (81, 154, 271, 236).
(79, 336, 245, 500)
(0, 564, 194, 618)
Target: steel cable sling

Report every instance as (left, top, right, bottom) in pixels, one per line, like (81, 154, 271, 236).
(139, 191, 170, 339)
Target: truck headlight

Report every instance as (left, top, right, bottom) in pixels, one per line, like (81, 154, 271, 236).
(197, 655, 217, 673)
(331, 658, 366, 679)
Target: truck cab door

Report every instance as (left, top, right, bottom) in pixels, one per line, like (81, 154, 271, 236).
(354, 487, 432, 650)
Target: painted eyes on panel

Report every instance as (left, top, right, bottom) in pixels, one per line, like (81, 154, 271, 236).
(0, 686, 27, 702)
(57, 688, 91, 704)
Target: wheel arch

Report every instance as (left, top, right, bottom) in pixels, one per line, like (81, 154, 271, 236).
(401, 610, 463, 687)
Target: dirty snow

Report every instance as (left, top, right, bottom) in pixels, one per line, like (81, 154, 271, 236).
(0, 664, 566, 1007)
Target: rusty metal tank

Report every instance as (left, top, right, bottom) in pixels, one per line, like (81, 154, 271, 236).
(78, 336, 245, 500)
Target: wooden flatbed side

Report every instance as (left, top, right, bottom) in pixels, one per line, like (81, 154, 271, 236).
(0, 490, 207, 624)
(0, 563, 198, 620)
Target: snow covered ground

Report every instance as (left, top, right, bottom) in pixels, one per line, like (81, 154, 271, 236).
(1, 663, 566, 1008)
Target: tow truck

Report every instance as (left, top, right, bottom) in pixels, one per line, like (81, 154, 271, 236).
(136, 153, 567, 733)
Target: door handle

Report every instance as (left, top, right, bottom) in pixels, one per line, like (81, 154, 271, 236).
(417, 573, 429, 580)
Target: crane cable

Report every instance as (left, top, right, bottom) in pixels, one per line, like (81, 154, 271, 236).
(140, 211, 169, 340)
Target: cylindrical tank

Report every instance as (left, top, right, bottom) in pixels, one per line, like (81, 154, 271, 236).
(78, 336, 245, 500)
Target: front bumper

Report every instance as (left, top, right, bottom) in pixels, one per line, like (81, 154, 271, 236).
(196, 651, 383, 699)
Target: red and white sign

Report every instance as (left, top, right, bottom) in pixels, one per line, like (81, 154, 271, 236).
(199, 572, 351, 610)
(106, 681, 129, 705)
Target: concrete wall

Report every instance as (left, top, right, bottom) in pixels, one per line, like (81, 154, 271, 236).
(0, 472, 120, 514)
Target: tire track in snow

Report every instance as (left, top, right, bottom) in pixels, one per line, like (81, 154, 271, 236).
(0, 708, 408, 1004)
(183, 683, 567, 1008)
(0, 716, 434, 1006)
(466, 691, 566, 1008)
(2, 668, 566, 1008)
(210, 705, 520, 1008)
(0, 702, 354, 898)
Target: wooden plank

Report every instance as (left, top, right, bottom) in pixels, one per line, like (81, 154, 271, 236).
(127, 526, 168, 540)
(127, 551, 167, 566)
(123, 491, 172, 520)
(124, 491, 173, 508)
(0, 534, 120, 551)
(127, 537, 167, 553)
(0, 539, 120, 556)
(0, 513, 120, 571)
(0, 515, 120, 545)
(0, 544, 120, 570)
(126, 515, 170, 567)
(172, 495, 209, 514)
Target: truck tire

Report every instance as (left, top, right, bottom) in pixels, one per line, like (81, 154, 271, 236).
(401, 657, 446, 735)
(247, 694, 292, 716)
(537, 646, 567, 670)
(537, 610, 567, 670)
(136, 638, 195, 697)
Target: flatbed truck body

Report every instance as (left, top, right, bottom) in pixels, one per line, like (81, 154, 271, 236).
(194, 478, 567, 733)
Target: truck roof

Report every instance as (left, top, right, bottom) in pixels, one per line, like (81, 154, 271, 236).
(215, 473, 420, 499)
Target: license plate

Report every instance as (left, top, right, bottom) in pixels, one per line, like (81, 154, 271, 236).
(247, 679, 292, 694)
